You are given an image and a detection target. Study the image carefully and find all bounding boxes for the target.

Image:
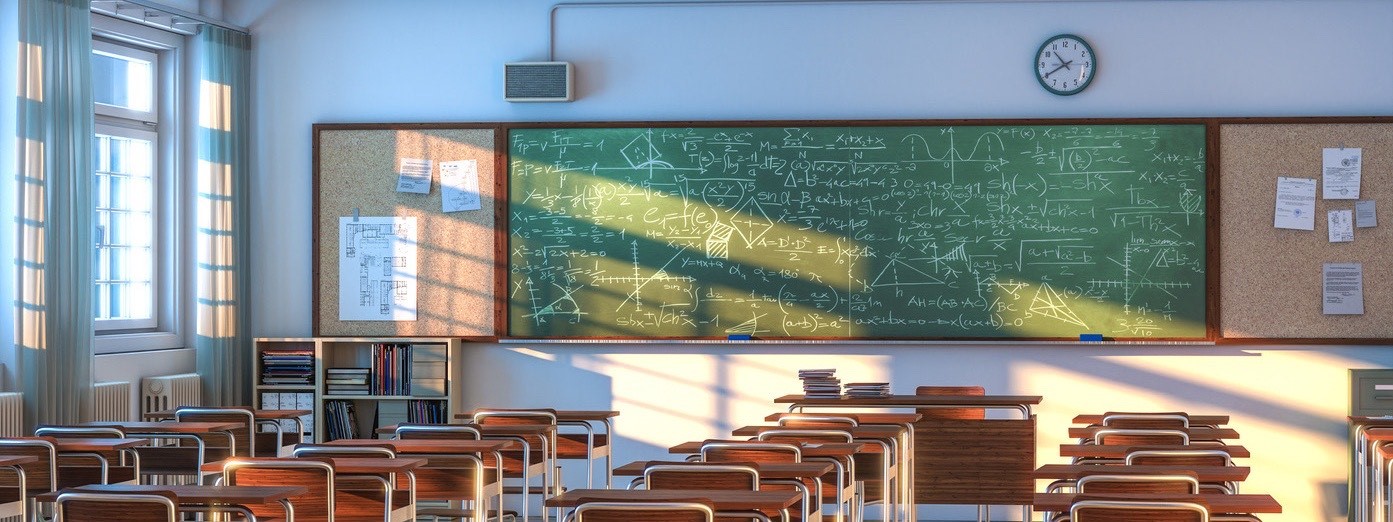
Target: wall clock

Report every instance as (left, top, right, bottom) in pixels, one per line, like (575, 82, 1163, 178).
(1035, 34, 1095, 96)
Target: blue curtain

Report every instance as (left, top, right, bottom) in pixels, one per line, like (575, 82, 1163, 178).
(14, 0, 94, 427)
(194, 25, 252, 407)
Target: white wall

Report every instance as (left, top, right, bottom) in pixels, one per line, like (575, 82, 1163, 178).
(223, 1, 1393, 520)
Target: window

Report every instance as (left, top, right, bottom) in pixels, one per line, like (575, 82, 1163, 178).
(91, 15, 184, 353)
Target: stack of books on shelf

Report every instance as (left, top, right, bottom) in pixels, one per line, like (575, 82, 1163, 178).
(844, 382, 891, 398)
(798, 368, 841, 398)
(323, 399, 360, 441)
(260, 348, 313, 385)
(325, 368, 370, 395)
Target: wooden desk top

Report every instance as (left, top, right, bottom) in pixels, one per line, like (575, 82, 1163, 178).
(144, 409, 312, 420)
(201, 457, 428, 474)
(614, 460, 834, 479)
(669, 440, 865, 458)
(547, 488, 801, 511)
(52, 438, 149, 451)
(0, 456, 37, 467)
(1349, 416, 1393, 427)
(1058, 444, 1251, 459)
(1033, 492, 1281, 514)
(731, 424, 903, 439)
(774, 394, 1042, 408)
(322, 438, 513, 454)
(1032, 464, 1251, 483)
(1072, 414, 1229, 426)
(455, 410, 621, 422)
(81, 421, 244, 433)
(38, 483, 308, 504)
(1067, 426, 1240, 440)
(763, 412, 922, 424)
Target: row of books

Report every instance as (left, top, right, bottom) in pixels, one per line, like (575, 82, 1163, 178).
(323, 400, 359, 441)
(323, 343, 448, 397)
(325, 398, 449, 441)
(259, 348, 314, 385)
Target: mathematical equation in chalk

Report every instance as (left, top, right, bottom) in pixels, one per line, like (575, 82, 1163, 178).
(507, 125, 1208, 339)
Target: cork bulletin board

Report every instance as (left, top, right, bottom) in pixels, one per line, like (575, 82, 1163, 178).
(313, 124, 501, 338)
(1219, 121, 1393, 341)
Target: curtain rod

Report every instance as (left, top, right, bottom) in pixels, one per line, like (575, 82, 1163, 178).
(91, 0, 249, 36)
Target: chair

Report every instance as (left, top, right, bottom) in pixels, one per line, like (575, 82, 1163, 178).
(1092, 429, 1190, 446)
(35, 426, 141, 486)
(1075, 473, 1200, 495)
(1068, 499, 1208, 521)
(468, 411, 558, 521)
(222, 458, 335, 521)
(291, 445, 417, 522)
(55, 490, 178, 522)
(392, 425, 512, 522)
(0, 437, 61, 520)
(642, 463, 798, 522)
(572, 500, 715, 522)
(1125, 448, 1238, 494)
(174, 407, 258, 457)
(755, 430, 861, 522)
(1100, 412, 1194, 430)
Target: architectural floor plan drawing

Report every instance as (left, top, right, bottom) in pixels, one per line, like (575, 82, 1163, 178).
(339, 216, 418, 321)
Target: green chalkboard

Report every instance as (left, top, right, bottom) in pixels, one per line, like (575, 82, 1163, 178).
(507, 123, 1207, 339)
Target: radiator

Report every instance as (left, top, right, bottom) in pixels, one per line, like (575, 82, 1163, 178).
(0, 393, 21, 437)
(91, 381, 132, 422)
(140, 373, 202, 416)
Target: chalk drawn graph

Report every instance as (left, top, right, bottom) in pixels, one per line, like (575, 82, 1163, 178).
(508, 124, 1207, 338)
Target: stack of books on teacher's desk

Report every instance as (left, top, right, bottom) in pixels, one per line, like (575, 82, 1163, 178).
(843, 382, 890, 398)
(799, 369, 841, 399)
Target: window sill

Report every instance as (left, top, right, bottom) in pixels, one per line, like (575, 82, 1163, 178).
(95, 330, 184, 355)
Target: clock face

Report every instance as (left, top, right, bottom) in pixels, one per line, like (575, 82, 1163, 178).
(1036, 34, 1095, 95)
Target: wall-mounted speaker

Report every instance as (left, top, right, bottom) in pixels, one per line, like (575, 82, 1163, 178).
(504, 62, 574, 102)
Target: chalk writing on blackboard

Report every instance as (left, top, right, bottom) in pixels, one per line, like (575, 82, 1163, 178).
(508, 125, 1207, 338)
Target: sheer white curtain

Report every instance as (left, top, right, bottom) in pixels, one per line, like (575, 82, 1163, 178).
(194, 25, 252, 406)
(15, 0, 94, 427)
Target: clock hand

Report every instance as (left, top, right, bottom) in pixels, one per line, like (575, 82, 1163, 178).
(1043, 62, 1069, 79)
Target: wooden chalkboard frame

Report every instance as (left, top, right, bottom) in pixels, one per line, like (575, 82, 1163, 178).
(502, 118, 1217, 341)
(311, 116, 1393, 344)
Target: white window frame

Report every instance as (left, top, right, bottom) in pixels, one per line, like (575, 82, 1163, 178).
(93, 122, 159, 330)
(92, 14, 187, 355)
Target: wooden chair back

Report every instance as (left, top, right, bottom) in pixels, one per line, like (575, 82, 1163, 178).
(643, 462, 759, 491)
(0, 437, 58, 494)
(1075, 472, 1200, 495)
(56, 490, 177, 522)
(291, 444, 396, 459)
(174, 407, 255, 457)
(1069, 499, 1208, 521)
(700, 441, 801, 463)
(1094, 429, 1190, 446)
(1126, 449, 1233, 467)
(776, 415, 858, 429)
(1101, 412, 1192, 430)
(35, 427, 139, 486)
(223, 458, 334, 521)
(573, 500, 715, 522)
(916, 385, 986, 420)
(393, 423, 482, 440)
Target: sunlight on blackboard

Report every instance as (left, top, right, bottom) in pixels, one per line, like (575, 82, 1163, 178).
(509, 125, 1208, 338)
